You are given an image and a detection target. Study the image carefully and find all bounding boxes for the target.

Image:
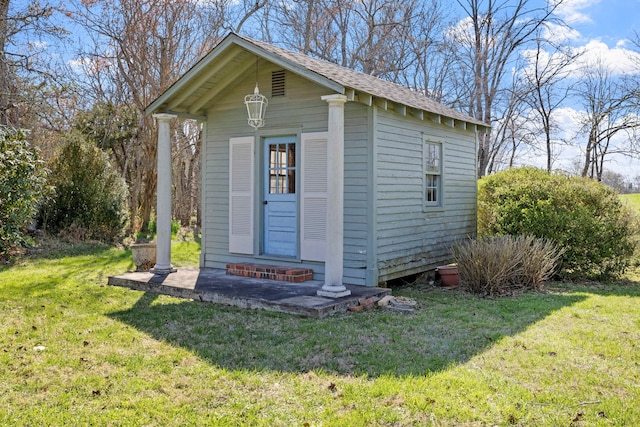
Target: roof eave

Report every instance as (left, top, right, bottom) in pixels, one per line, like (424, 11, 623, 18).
(145, 33, 345, 116)
(349, 88, 490, 132)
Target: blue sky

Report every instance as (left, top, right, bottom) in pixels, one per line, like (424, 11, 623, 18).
(575, 0, 639, 43)
(499, 0, 640, 179)
(532, 0, 640, 74)
(13, 0, 640, 180)
(555, 0, 639, 179)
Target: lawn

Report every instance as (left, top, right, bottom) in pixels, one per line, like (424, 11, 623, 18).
(1, 238, 639, 426)
(621, 193, 640, 212)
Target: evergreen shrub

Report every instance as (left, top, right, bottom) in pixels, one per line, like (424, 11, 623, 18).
(478, 167, 638, 280)
(0, 128, 48, 255)
(39, 133, 129, 242)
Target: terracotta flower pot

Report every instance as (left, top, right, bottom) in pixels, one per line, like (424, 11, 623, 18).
(437, 265, 459, 286)
(131, 243, 156, 272)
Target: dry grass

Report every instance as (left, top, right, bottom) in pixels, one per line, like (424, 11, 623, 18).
(452, 235, 563, 296)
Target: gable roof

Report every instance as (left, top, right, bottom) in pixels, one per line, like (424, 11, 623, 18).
(147, 33, 488, 130)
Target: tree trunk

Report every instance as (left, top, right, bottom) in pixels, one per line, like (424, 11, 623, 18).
(0, 0, 17, 126)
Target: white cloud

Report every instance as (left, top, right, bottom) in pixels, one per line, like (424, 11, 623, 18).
(542, 22, 581, 43)
(551, 0, 599, 25)
(27, 41, 49, 51)
(520, 38, 640, 79)
(616, 39, 628, 48)
(68, 56, 114, 76)
(554, 107, 583, 136)
(573, 39, 640, 76)
(68, 57, 92, 72)
(444, 16, 474, 46)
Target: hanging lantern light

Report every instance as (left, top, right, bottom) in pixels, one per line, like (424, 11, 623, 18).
(244, 84, 268, 129)
(244, 58, 268, 130)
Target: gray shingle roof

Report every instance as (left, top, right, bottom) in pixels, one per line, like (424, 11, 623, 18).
(238, 34, 487, 128)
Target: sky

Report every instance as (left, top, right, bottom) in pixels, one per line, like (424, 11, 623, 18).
(12, 0, 640, 181)
(568, 0, 638, 43)
(517, 0, 640, 179)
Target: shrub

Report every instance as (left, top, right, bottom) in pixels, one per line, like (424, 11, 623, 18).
(147, 218, 181, 237)
(39, 132, 129, 242)
(478, 167, 639, 280)
(452, 235, 563, 296)
(0, 128, 48, 255)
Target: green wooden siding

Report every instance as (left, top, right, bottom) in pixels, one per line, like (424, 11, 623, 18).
(199, 61, 477, 287)
(374, 109, 477, 283)
(202, 65, 371, 285)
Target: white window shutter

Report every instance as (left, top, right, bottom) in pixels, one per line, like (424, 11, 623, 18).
(229, 136, 254, 254)
(300, 132, 328, 261)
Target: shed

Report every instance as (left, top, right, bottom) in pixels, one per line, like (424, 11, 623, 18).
(146, 33, 488, 297)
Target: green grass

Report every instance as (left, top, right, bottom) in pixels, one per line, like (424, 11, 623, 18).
(1, 239, 640, 425)
(622, 193, 640, 282)
(621, 193, 640, 212)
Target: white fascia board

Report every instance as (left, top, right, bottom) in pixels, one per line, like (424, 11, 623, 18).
(162, 110, 207, 122)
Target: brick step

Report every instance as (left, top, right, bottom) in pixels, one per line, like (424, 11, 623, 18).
(226, 263, 313, 283)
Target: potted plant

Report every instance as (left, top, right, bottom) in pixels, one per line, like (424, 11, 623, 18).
(436, 265, 459, 287)
(130, 232, 156, 272)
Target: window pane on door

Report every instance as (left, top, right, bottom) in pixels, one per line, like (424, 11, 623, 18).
(268, 142, 296, 194)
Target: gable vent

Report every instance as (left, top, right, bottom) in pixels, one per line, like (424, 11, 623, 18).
(271, 70, 286, 97)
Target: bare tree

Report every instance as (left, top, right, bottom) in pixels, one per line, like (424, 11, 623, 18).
(576, 60, 640, 181)
(265, 0, 330, 54)
(487, 83, 536, 173)
(400, 1, 453, 102)
(520, 34, 579, 171)
(68, 0, 268, 231)
(601, 170, 631, 193)
(0, 0, 66, 127)
(447, 0, 566, 177)
(267, 0, 450, 97)
(348, 0, 416, 77)
(69, 0, 210, 229)
(172, 120, 201, 228)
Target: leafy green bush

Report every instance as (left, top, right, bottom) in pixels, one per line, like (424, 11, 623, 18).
(478, 167, 639, 280)
(452, 235, 563, 296)
(147, 218, 181, 237)
(0, 128, 48, 255)
(39, 132, 129, 242)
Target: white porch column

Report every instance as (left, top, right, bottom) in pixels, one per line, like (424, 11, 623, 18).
(317, 94, 351, 298)
(151, 113, 177, 275)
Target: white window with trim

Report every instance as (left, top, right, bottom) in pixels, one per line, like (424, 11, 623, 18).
(423, 138, 442, 208)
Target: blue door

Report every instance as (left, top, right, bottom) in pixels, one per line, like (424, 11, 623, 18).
(263, 136, 297, 257)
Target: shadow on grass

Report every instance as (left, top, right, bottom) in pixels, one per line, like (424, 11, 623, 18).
(109, 285, 588, 377)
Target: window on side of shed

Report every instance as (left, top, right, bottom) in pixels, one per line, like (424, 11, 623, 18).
(423, 138, 442, 208)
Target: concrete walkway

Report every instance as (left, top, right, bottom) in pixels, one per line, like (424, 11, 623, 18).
(108, 267, 391, 318)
